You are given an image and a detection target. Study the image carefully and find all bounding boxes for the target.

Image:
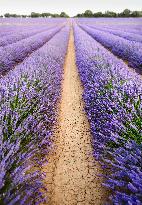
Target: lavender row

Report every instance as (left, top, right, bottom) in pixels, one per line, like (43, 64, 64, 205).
(74, 24, 142, 204)
(102, 25, 142, 36)
(0, 25, 70, 204)
(88, 25, 142, 44)
(0, 24, 46, 38)
(77, 18, 142, 35)
(0, 25, 63, 75)
(80, 25, 142, 71)
(0, 25, 59, 47)
(0, 25, 28, 38)
(0, 17, 67, 25)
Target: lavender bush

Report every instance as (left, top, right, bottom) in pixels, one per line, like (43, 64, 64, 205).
(0, 25, 57, 47)
(0, 25, 69, 204)
(100, 25, 142, 36)
(0, 78, 48, 204)
(74, 24, 142, 204)
(88, 25, 142, 44)
(0, 25, 63, 75)
(77, 18, 142, 35)
(80, 25, 142, 71)
(0, 25, 33, 38)
(104, 141, 142, 205)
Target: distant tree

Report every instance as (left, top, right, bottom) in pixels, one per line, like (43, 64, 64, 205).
(139, 11, 142, 17)
(31, 12, 40, 18)
(12, 14, 21, 17)
(4, 13, 11, 18)
(21, 15, 28, 18)
(93, 12, 103, 17)
(4, 13, 21, 17)
(51, 13, 60, 18)
(105, 11, 117, 17)
(84, 10, 93, 17)
(41, 13, 51, 17)
(76, 13, 84, 17)
(121, 9, 131, 17)
(131, 11, 141, 17)
(60, 12, 69, 18)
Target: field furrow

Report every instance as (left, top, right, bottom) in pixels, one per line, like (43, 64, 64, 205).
(42, 27, 107, 205)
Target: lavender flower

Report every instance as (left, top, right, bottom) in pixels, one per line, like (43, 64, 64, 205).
(0, 25, 69, 204)
(80, 25, 142, 71)
(74, 24, 142, 204)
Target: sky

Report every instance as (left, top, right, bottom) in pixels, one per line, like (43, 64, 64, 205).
(0, 0, 142, 17)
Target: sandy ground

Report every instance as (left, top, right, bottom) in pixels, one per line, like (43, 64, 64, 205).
(42, 28, 107, 205)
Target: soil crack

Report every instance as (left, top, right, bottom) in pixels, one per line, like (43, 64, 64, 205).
(42, 27, 107, 205)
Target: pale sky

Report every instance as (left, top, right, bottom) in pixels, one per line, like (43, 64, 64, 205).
(0, 0, 142, 17)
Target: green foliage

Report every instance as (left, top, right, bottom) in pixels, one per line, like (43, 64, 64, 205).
(105, 11, 117, 17)
(1, 76, 43, 145)
(84, 10, 93, 17)
(60, 12, 69, 18)
(99, 79, 142, 149)
(31, 12, 41, 18)
(75, 8, 142, 17)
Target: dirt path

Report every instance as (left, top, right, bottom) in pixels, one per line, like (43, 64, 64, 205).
(43, 27, 107, 205)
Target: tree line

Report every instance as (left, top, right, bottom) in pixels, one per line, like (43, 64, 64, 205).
(2, 12, 69, 18)
(0, 9, 142, 18)
(75, 9, 142, 17)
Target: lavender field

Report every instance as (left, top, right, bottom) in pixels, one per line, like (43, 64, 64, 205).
(0, 17, 142, 205)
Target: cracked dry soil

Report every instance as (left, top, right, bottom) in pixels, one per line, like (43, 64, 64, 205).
(42, 28, 107, 205)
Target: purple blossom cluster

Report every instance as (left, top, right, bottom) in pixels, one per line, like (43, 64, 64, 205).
(0, 25, 58, 47)
(0, 25, 63, 75)
(0, 25, 31, 38)
(88, 25, 142, 44)
(101, 25, 142, 36)
(104, 141, 142, 204)
(0, 25, 69, 204)
(0, 17, 67, 25)
(0, 24, 54, 38)
(80, 25, 142, 71)
(77, 18, 142, 35)
(73, 24, 142, 204)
